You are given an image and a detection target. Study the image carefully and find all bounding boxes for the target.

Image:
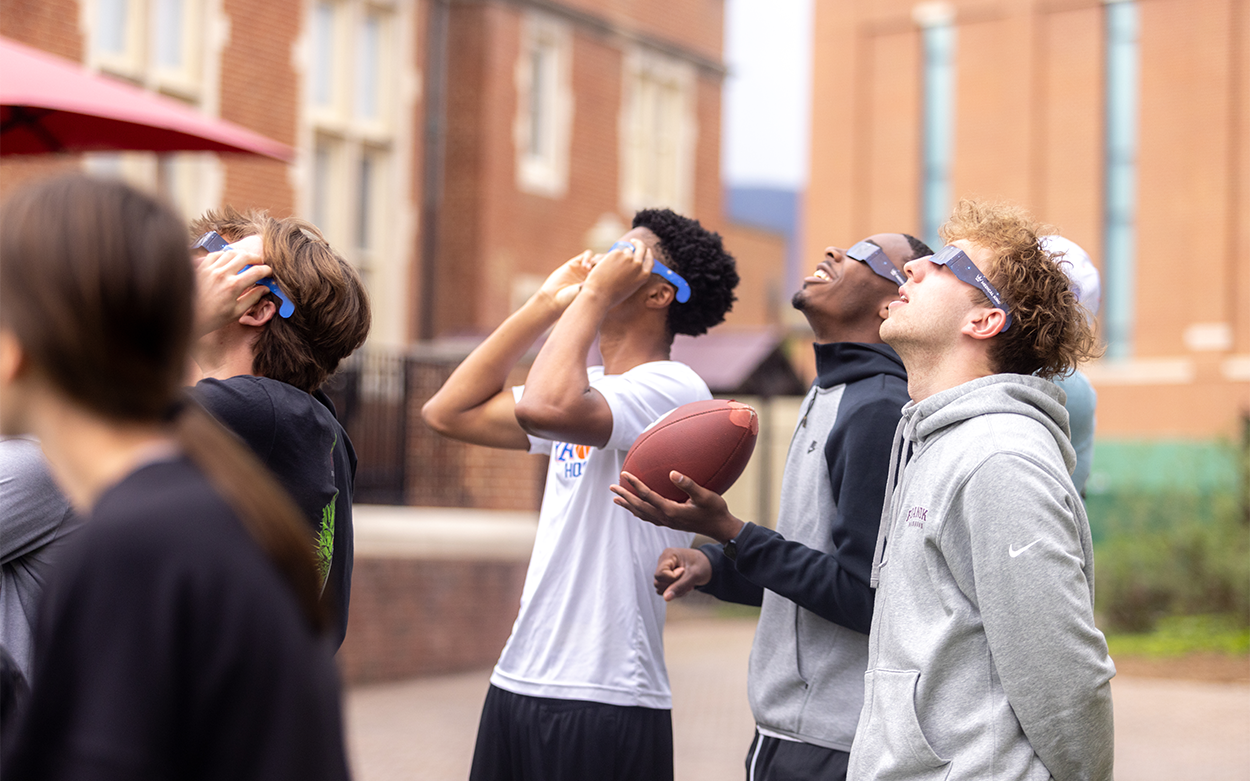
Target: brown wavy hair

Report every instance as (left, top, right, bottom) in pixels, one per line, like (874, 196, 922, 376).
(0, 175, 326, 633)
(190, 207, 371, 393)
(940, 198, 1101, 379)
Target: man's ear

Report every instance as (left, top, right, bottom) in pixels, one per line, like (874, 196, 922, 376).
(239, 297, 277, 327)
(962, 307, 1008, 341)
(876, 294, 895, 322)
(644, 279, 676, 309)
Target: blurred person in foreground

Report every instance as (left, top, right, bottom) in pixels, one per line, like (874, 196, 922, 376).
(611, 233, 930, 780)
(1041, 234, 1101, 496)
(847, 199, 1115, 780)
(0, 439, 75, 679)
(423, 209, 738, 781)
(0, 436, 78, 722)
(0, 174, 350, 779)
(187, 208, 371, 650)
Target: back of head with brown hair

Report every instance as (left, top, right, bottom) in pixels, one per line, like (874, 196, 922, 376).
(190, 207, 371, 393)
(1, 175, 327, 633)
(939, 198, 1101, 379)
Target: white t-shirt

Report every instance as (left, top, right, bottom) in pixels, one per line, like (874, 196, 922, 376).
(491, 361, 707, 709)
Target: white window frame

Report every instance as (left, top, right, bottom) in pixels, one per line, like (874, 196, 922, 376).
(81, 0, 224, 221)
(619, 48, 696, 214)
(513, 11, 572, 198)
(299, 0, 415, 347)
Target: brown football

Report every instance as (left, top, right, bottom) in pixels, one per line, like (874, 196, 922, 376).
(621, 399, 759, 503)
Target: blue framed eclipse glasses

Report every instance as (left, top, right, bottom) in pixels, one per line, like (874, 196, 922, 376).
(193, 231, 296, 319)
(928, 245, 1012, 331)
(609, 240, 691, 303)
(847, 240, 907, 287)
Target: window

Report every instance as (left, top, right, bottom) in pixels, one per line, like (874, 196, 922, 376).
(915, 1, 956, 248)
(514, 12, 572, 197)
(1103, 0, 1139, 359)
(304, 0, 401, 299)
(84, 0, 219, 221)
(620, 49, 695, 213)
(91, 0, 202, 97)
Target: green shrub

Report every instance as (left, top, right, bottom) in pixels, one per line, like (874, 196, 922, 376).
(1094, 490, 1249, 633)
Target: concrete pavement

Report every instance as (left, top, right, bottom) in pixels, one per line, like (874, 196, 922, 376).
(345, 617, 1250, 780)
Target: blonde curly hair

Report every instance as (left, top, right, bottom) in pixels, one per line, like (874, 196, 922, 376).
(940, 198, 1101, 379)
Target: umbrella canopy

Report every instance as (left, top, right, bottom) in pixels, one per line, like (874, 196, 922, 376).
(0, 37, 292, 160)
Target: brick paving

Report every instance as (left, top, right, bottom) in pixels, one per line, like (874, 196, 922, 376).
(345, 617, 1250, 781)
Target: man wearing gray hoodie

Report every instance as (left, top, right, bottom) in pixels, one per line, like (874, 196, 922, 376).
(847, 199, 1115, 780)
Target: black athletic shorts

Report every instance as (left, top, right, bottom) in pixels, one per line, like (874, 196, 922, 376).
(746, 730, 850, 781)
(468, 684, 674, 781)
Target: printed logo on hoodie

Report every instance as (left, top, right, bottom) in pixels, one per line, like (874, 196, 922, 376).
(906, 506, 928, 530)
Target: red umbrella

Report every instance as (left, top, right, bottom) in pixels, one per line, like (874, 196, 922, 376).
(0, 37, 292, 160)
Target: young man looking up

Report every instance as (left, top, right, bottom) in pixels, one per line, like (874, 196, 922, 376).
(848, 199, 1115, 780)
(611, 233, 930, 781)
(189, 209, 371, 650)
(422, 209, 738, 781)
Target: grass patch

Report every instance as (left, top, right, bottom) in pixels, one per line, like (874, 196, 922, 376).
(1105, 614, 1250, 658)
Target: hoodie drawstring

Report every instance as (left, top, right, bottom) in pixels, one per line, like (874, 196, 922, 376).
(870, 415, 911, 588)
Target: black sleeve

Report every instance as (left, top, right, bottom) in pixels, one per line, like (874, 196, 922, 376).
(696, 539, 764, 606)
(727, 380, 903, 634)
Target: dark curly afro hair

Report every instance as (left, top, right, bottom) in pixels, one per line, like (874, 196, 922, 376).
(632, 208, 739, 337)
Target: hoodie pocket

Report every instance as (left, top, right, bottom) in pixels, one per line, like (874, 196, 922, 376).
(858, 669, 950, 780)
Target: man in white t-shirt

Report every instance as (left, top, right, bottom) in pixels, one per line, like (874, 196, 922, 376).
(423, 209, 739, 781)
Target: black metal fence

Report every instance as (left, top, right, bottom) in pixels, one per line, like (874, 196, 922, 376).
(322, 351, 412, 505)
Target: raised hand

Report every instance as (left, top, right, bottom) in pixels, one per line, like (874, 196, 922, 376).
(580, 239, 656, 308)
(537, 250, 595, 311)
(193, 234, 272, 336)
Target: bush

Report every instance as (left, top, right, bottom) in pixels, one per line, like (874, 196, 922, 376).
(1094, 490, 1249, 633)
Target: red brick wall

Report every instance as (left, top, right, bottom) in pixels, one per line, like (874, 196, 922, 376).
(719, 223, 786, 328)
(434, 0, 730, 337)
(218, 0, 301, 214)
(0, 0, 82, 59)
(406, 361, 547, 511)
(0, 1, 87, 200)
(338, 557, 528, 684)
(805, 0, 1250, 438)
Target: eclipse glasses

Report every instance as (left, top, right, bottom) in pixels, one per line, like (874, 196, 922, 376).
(609, 240, 691, 303)
(193, 231, 295, 319)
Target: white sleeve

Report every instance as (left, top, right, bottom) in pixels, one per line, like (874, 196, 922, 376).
(594, 362, 710, 452)
(511, 385, 552, 456)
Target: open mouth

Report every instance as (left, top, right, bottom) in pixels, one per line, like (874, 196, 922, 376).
(813, 268, 831, 282)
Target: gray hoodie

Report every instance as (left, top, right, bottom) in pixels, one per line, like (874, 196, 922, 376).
(847, 374, 1115, 781)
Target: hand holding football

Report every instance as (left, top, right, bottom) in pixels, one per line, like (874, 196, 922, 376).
(621, 399, 759, 503)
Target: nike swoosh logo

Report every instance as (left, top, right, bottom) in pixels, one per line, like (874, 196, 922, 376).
(1009, 539, 1042, 558)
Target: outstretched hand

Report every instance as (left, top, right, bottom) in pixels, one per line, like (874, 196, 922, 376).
(611, 470, 745, 543)
(654, 547, 712, 601)
(193, 234, 272, 336)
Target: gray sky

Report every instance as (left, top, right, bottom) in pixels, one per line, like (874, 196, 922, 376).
(721, 0, 813, 190)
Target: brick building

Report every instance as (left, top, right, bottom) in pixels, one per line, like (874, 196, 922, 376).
(2, 0, 790, 682)
(804, 0, 1248, 443)
(1, 0, 787, 503)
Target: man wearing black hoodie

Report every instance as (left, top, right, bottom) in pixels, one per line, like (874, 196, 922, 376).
(612, 232, 930, 781)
